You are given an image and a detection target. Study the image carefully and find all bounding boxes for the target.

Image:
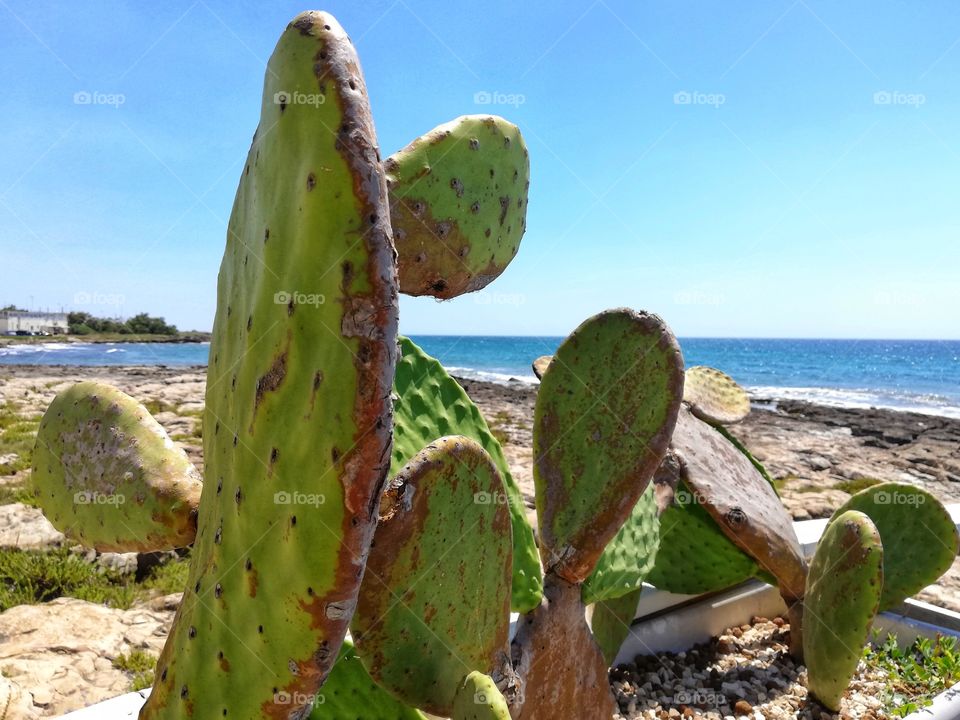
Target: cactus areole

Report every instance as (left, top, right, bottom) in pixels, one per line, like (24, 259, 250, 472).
(140, 11, 398, 719)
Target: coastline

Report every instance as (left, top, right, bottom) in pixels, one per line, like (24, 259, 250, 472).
(0, 333, 211, 346)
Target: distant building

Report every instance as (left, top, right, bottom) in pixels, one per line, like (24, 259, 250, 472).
(0, 310, 69, 335)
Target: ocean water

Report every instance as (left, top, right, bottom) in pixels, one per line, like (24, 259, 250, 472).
(1, 337, 958, 418)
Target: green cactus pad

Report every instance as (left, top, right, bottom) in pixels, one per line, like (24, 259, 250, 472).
(683, 365, 751, 425)
(531, 355, 552, 380)
(393, 336, 542, 613)
(31, 381, 202, 553)
(511, 575, 617, 720)
(590, 587, 641, 666)
(646, 479, 760, 594)
(309, 640, 426, 719)
(451, 672, 511, 720)
(386, 115, 529, 299)
(533, 308, 684, 584)
(581, 484, 659, 605)
(143, 12, 398, 719)
(804, 510, 883, 711)
(671, 408, 806, 602)
(829, 482, 958, 611)
(354, 437, 512, 716)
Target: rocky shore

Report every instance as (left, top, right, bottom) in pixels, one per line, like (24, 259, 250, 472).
(1, 364, 959, 716)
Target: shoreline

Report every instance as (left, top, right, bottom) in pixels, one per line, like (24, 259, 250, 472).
(0, 334, 211, 346)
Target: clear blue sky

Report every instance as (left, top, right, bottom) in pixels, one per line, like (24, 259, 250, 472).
(1, 1, 958, 339)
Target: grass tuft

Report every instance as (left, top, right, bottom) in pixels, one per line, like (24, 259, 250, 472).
(112, 650, 156, 691)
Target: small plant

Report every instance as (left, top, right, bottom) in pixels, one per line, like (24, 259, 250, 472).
(112, 650, 157, 691)
(864, 633, 960, 717)
(835, 476, 883, 495)
(0, 548, 136, 610)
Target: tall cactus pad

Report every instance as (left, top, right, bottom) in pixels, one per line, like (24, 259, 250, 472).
(646, 479, 760, 594)
(309, 640, 426, 719)
(581, 484, 659, 605)
(804, 510, 883, 711)
(451, 672, 511, 720)
(671, 408, 806, 603)
(590, 587, 642, 666)
(142, 12, 398, 719)
(511, 575, 616, 719)
(533, 308, 684, 583)
(531, 355, 551, 380)
(386, 115, 529, 299)
(683, 366, 750, 425)
(32, 381, 201, 552)
(830, 482, 958, 611)
(393, 336, 542, 612)
(354, 437, 512, 715)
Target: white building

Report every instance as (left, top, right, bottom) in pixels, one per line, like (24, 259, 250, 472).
(0, 310, 69, 335)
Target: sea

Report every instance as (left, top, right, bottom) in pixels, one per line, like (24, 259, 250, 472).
(1, 337, 958, 419)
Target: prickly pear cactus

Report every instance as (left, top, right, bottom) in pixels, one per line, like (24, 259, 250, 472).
(531, 355, 551, 380)
(451, 672, 511, 720)
(354, 437, 512, 716)
(533, 308, 684, 583)
(804, 510, 883, 712)
(386, 115, 529, 298)
(683, 365, 750, 425)
(309, 640, 426, 719)
(32, 381, 201, 552)
(581, 484, 659, 605)
(393, 336, 542, 612)
(590, 587, 642, 666)
(829, 482, 958, 611)
(142, 12, 398, 719)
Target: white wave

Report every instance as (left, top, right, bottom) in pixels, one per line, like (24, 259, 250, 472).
(748, 385, 960, 419)
(444, 365, 538, 386)
(0, 342, 87, 356)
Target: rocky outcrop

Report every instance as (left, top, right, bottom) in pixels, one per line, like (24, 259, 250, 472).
(0, 504, 64, 551)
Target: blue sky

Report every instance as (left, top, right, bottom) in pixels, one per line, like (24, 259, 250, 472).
(1, 1, 958, 339)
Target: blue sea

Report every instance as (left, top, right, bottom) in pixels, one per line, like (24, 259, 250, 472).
(1, 337, 958, 418)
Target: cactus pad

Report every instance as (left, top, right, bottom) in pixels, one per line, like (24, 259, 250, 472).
(532, 308, 684, 583)
(683, 365, 750, 425)
(142, 12, 398, 719)
(511, 575, 617, 719)
(670, 408, 806, 602)
(386, 115, 529, 299)
(531, 355, 552, 380)
(590, 587, 641, 666)
(581, 484, 659, 605)
(32, 381, 201, 552)
(393, 336, 542, 612)
(309, 640, 425, 719)
(354, 437, 512, 716)
(804, 510, 883, 711)
(451, 672, 511, 720)
(829, 482, 958, 611)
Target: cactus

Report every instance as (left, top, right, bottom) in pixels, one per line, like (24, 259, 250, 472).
(393, 336, 542, 612)
(581, 484, 659, 605)
(683, 365, 750, 425)
(828, 482, 959, 611)
(386, 115, 529, 299)
(531, 355, 551, 380)
(590, 587, 642, 666)
(141, 12, 398, 718)
(451, 672, 511, 720)
(353, 437, 512, 716)
(803, 510, 883, 711)
(31, 381, 201, 553)
(532, 308, 684, 583)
